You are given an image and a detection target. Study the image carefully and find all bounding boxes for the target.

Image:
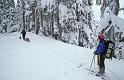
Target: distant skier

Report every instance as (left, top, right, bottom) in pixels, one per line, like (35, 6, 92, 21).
(20, 29, 26, 40)
(94, 32, 106, 76)
(54, 32, 58, 40)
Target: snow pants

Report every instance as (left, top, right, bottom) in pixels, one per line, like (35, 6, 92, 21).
(22, 34, 26, 40)
(97, 54, 105, 74)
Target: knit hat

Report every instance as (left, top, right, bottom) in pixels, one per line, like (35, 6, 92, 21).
(98, 32, 104, 40)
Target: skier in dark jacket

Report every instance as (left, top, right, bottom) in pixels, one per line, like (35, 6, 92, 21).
(21, 29, 26, 40)
(94, 32, 106, 76)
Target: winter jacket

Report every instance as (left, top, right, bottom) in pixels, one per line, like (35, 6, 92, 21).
(96, 40, 105, 55)
(21, 29, 26, 35)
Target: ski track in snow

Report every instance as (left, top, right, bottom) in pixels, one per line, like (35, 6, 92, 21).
(0, 32, 124, 80)
(106, 68, 121, 80)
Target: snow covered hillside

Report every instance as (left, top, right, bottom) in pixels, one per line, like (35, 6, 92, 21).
(0, 33, 124, 80)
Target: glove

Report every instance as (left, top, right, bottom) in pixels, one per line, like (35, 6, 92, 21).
(93, 51, 98, 55)
(93, 51, 96, 54)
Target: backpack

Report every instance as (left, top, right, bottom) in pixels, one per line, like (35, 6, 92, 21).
(104, 40, 114, 60)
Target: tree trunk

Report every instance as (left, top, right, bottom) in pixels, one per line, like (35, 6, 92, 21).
(36, 9, 40, 34)
(22, 0, 25, 29)
(40, 8, 43, 30)
(57, 1, 62, 40)
(51, 11, 54, 37)
(32, 7, 35, 31)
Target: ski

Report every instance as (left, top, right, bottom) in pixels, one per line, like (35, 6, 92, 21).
(98, 74, 110, 80)
(78, 64, 110, 80)
(78, 64, 96, 74)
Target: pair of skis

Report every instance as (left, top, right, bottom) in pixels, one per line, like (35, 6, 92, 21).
(78, 64, 110, 80)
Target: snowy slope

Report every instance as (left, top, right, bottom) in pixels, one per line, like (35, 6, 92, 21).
(0, 33, 124, 80)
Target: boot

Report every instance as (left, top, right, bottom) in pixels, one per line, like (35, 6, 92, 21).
(100, 67, 105, 75)
(96, 72, 102, 76)
(96, 67, 105, 76)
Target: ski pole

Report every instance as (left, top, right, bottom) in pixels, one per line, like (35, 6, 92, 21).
(88, 54, 95, 75)
(94, 55, 95, 69)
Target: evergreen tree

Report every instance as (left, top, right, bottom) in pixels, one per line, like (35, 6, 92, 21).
(0, 0, 19, 33)
(77, 0, 94, 48)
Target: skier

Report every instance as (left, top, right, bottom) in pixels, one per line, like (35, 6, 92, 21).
(21, 29, 26, 40)
(54, 32, 58, 40)
(94, 32, 106, 76)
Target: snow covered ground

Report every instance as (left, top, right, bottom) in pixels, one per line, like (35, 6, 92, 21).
(0, 32, 124, 80)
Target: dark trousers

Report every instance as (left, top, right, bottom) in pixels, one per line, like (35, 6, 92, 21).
(97, 54, 105, 73)
(54, 34, 58, 40)
(22, 34, 25, 40)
